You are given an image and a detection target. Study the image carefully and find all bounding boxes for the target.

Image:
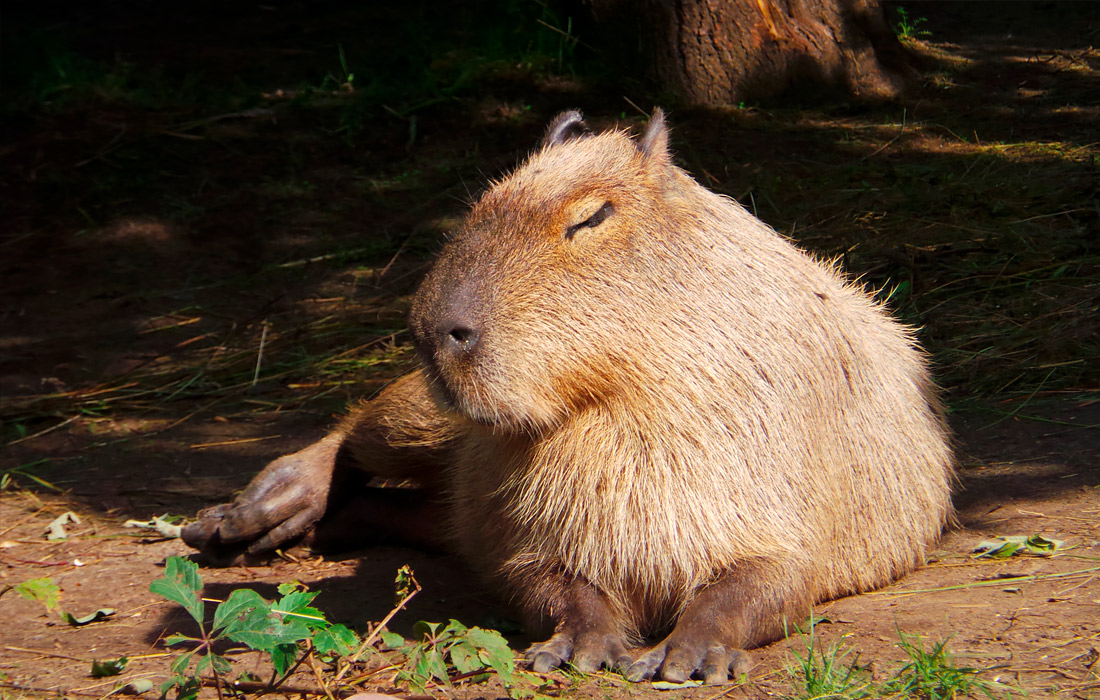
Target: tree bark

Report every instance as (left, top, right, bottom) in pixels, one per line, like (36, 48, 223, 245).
(585, 0, 913, 106)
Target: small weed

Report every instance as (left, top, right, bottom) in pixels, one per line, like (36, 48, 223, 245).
(783, 622, 870, 700)
(151, 556, 358, 699)
(783, 626, 1021, 700)
(380, 619, 517, 694)
(894, 7, 932, 41)
(151, 557, 528, 699)
(887, 632, 1015, 700)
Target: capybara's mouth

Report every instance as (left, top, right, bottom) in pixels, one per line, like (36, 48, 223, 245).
(418, 358, 460, 409)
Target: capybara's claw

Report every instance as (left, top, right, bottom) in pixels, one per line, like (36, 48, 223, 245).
(627, 640, 752, 684)
(526, 628, 631, 675)
(625, 646, 662, 682)
(180, 504, 231, 550)
(525, 634, 573, 673)
(527, 650, 566, 674)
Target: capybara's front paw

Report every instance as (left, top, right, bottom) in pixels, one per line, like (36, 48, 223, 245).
(181, 438, 341, 563)
(626, 638, 753, 685)
(526, 629, 632, 675)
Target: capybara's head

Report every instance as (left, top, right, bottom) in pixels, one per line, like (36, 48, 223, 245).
(410, 110, 687, 433)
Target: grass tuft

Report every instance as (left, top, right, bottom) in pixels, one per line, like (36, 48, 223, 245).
(886, 632, 1019, 700)
(783, 622, 871, 700)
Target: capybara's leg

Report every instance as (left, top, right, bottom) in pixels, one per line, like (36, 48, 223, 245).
(181, 369, 459, 564)
(627, 559, 810, 684)
(523, 576, 634, 674)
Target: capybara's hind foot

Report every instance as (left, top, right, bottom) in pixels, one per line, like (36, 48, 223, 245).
(627, 560, 801, 683)
(522, 576, 632, 674)
(526, 629, 632, 674)
(626, 641, 753, 684)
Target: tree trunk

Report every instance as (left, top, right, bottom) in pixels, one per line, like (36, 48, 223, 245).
(585, 0, 913, 106)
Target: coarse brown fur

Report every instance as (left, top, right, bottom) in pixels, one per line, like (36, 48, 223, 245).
(183, 110, 954, 682)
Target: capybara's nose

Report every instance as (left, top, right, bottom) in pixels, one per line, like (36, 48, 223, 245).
(443, 323, 480, 353)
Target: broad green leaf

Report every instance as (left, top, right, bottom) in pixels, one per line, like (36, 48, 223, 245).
(272, 590, 325, 628)
(269, 642, 299, 677)
(227, 618, 310, 652)
(90, 656, 128, 677)
(14, 577, 61, 612)
(62, 607, 116, 626)
(417, 647, 450, 683)
(194, 653, 232, 678)
(276, 581, 306, 596)
(171, 651, 195, 675)
(380, 629, 406, 649)
(449, 639, 482, 675)
(313, 624, 359, 656)
(212, 588, 268, 634)
(397, 668, 429, 695)
(211, 653, 232, 676)
(466, 627, 515, 677)
(443, 618, 469, 636)
(193, 654, 212, 677)
(150, 557, 204, 626)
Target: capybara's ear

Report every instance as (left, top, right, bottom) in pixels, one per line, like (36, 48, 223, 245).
(543, 110, 589, 148)
(639, 108, 670, 162)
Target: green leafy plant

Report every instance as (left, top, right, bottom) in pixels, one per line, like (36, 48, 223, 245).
(380, 618, 517, 694)
(151, 558, 529, 699)
(150, 556, 358, 699)
(893, 7, 931, 41)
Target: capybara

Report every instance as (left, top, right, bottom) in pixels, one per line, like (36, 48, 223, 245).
(183, 109, 954, 683)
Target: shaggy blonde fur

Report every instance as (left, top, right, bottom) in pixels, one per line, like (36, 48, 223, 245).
(405, 110, 954, 642)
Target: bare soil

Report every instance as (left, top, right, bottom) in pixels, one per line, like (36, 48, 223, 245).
(2, 3, 1098, 699)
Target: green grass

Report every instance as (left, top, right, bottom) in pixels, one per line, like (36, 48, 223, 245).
(783, 628, 1021, 700)
(886, 633, 1018, 700)
(783, 624, 871, 700)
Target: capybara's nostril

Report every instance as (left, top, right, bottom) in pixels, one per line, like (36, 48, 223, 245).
(446, 325, 479, 353)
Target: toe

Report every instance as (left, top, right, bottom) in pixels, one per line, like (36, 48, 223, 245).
(529, 651, 565, 674)
(659, 644, 705, 683)
(525, 632, 574, 674)
(625, 644, 666, 682)
(729, 649, 754, 678)
(701, 646, 731, 685)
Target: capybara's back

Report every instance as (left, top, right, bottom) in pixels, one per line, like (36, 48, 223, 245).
(409, 110, 954, 653)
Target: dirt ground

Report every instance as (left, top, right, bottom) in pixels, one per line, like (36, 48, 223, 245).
(2, 2, 1098, 699)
